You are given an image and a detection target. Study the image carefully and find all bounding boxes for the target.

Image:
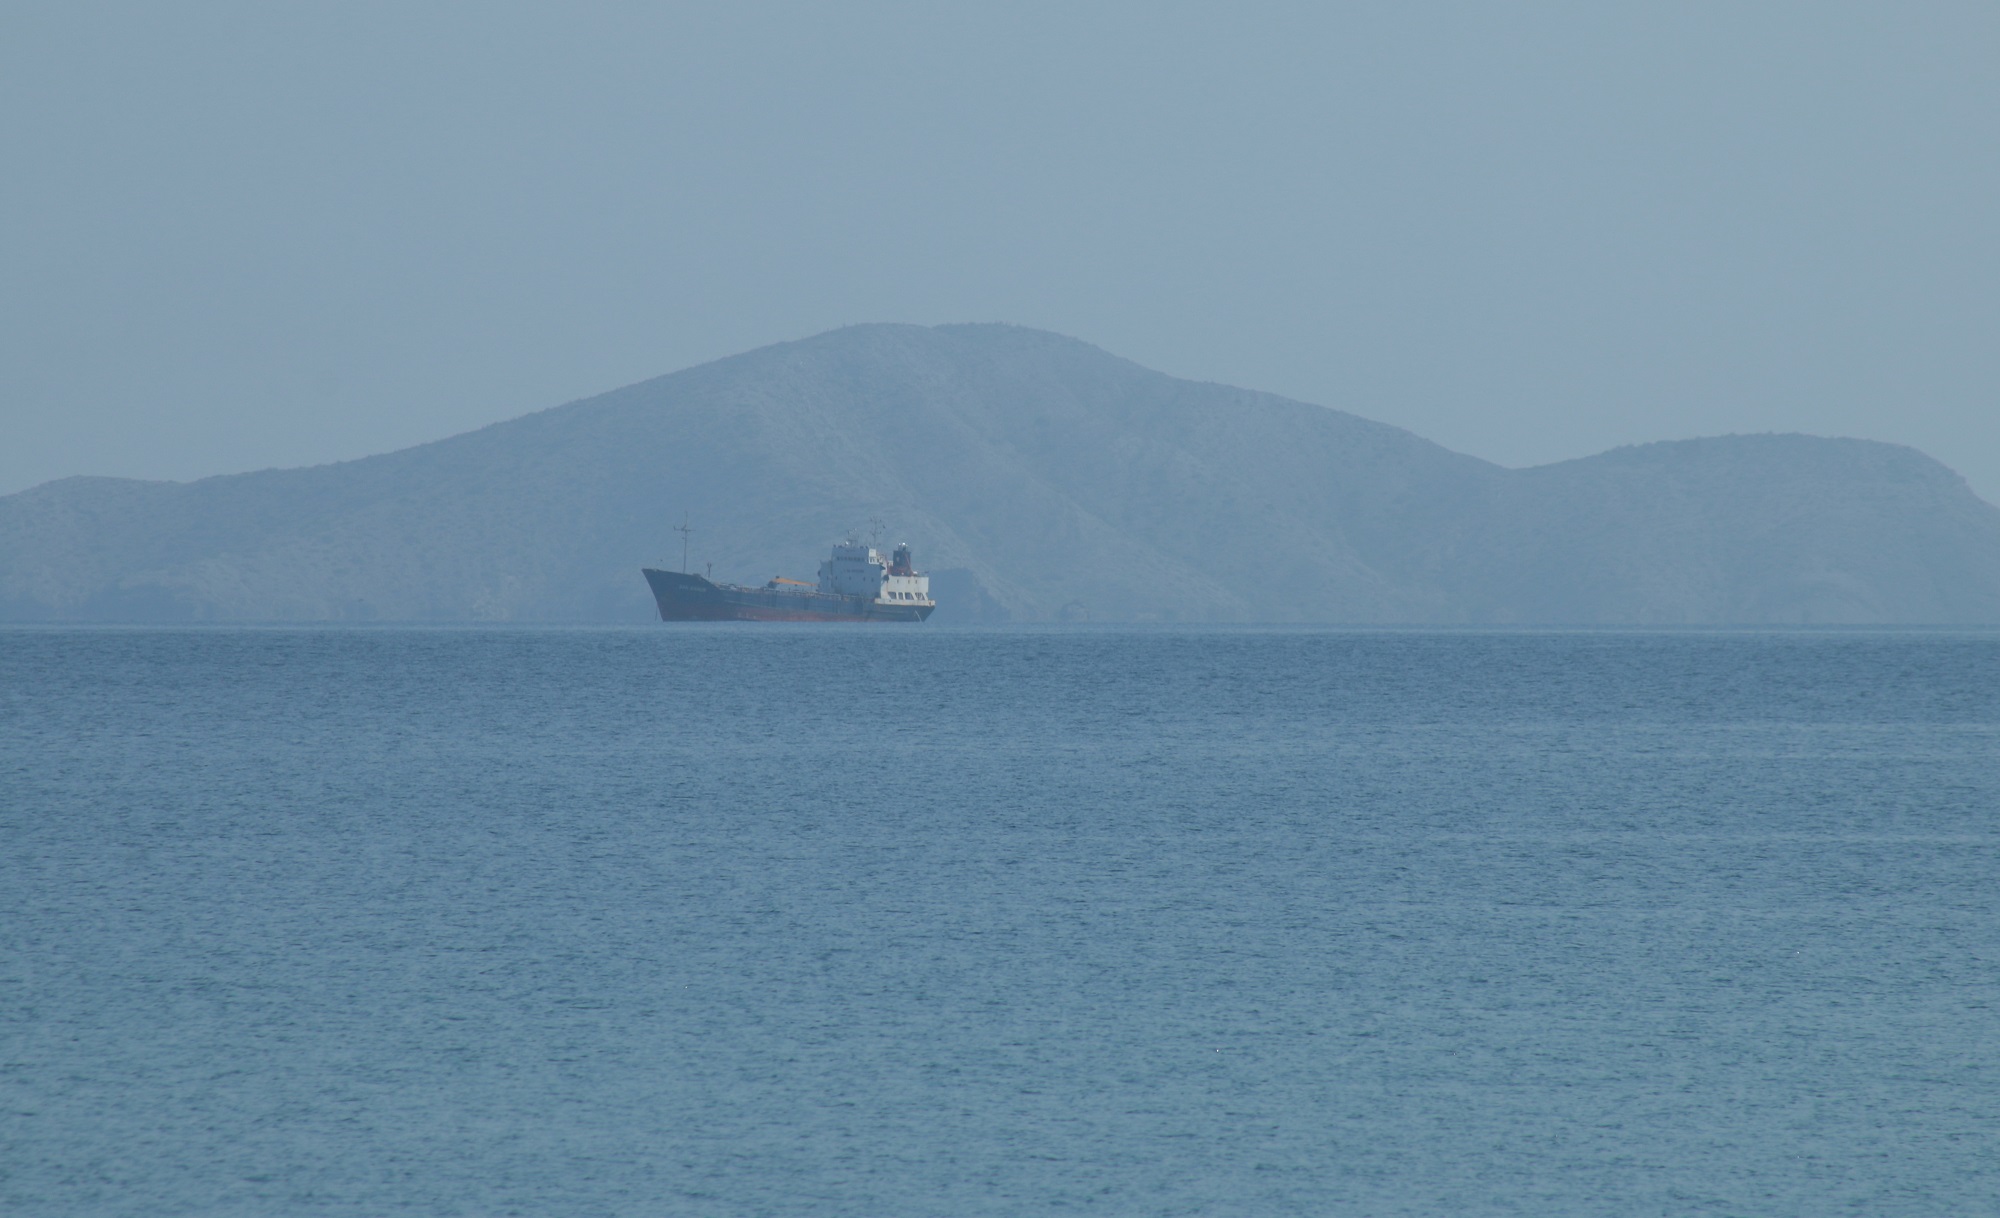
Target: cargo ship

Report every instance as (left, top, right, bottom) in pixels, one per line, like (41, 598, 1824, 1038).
(642, 540, 936, 622)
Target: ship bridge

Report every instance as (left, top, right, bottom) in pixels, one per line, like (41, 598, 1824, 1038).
(819, 542, 932, 607)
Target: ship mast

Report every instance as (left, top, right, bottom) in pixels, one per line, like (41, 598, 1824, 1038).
(674, 514, 693, 573)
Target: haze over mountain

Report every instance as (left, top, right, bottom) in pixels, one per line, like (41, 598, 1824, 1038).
(5, 324, 1999, 624)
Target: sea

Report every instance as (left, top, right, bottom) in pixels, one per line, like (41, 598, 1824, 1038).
(2, 626, 1996, 1216)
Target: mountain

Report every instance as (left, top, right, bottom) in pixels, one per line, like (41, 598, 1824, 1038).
(5, 323, 1999, 624)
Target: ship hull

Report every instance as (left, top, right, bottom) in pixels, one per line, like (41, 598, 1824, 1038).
(642, 568, 933, 623)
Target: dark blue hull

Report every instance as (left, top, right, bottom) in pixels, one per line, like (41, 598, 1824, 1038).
(642, 569, 933, 622)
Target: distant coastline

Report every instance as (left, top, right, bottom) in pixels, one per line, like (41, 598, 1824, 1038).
(4, 324, 1998, 625)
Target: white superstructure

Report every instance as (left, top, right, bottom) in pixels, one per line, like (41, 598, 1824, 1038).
(818, 542, 934, 609)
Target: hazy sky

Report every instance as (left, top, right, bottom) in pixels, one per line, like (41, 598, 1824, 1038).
(5, 2, 1997, 502)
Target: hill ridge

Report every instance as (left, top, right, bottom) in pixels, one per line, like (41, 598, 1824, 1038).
(4, 323, 1998, 623)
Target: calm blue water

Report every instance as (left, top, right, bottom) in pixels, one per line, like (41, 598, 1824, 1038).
(3, 627, 1997, 1216)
